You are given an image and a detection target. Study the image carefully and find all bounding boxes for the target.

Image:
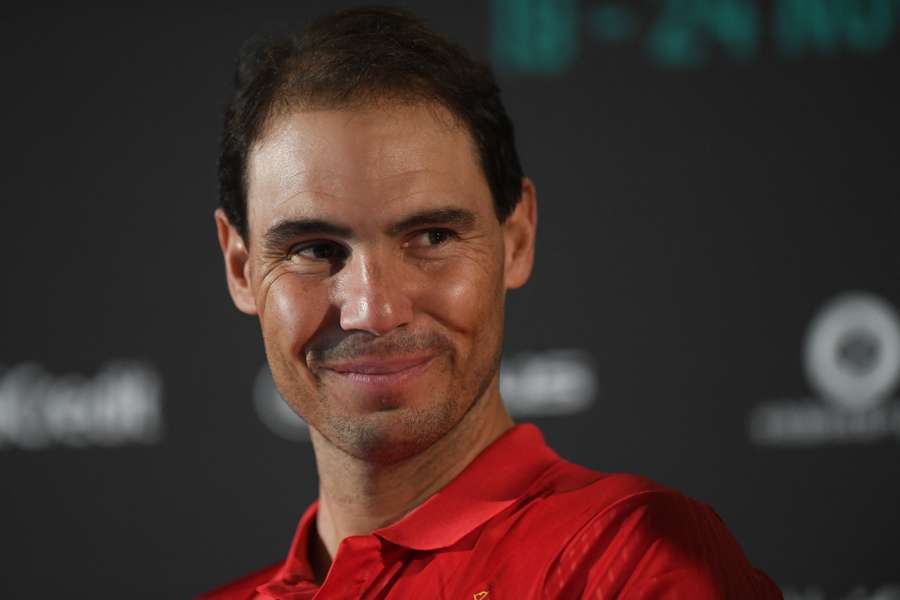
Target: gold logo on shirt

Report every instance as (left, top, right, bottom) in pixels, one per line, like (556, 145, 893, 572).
(473, 592, 488, 600)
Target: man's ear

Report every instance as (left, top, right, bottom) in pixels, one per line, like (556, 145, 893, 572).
(214, 208, 258, 315)
(503, 177, 538, 290)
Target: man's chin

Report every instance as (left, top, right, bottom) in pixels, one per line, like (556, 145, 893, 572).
(315, 403, 460, 464)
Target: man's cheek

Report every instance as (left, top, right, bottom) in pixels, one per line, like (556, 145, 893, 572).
(422, 265, 500, 334)
(262, 277, 330, 362)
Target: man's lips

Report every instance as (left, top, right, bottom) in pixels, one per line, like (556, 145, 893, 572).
(320, 355, 435, 388)
(325, 355, 433, 375)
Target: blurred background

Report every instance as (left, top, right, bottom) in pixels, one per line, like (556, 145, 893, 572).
(2, 1, 899, 597)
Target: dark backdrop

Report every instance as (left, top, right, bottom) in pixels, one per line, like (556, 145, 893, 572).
(2, 1, 899, 598)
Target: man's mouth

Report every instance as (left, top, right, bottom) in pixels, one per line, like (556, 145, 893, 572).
(321, 355, 435, 388)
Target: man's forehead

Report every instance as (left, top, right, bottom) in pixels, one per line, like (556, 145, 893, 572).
(245, 103, 490, 229)
(252, 105, 472, 174)
(249, 164, 482, 222)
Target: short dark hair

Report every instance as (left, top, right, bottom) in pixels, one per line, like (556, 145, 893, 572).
(218, 6, 525, 242)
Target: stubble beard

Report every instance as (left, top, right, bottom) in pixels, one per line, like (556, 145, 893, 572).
(268, 331, 504, 466)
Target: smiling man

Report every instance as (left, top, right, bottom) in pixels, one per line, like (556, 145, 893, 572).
(204, 7, 780, 599)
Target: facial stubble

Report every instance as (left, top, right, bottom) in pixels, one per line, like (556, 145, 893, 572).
(267, 308, 505, 465)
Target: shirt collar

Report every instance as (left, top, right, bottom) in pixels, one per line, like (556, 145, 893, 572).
(273, 423, 558, 585)
(375, 423, 559, 550)
(268, 501, 320, 595)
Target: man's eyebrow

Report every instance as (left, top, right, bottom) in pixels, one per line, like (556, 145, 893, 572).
(385, 208, 477, 236)
(262, 219, 354, 250)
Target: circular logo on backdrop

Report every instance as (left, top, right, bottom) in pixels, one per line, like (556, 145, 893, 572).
(252, 364, 309, 441)
(803, 292, 900, 412)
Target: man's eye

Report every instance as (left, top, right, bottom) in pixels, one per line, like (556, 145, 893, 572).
(409, 228, 457, 248)
(289, 241, 347, 261)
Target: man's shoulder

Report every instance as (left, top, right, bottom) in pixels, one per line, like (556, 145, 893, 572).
(529, 459, 679, 514)
(536, 464, 725, 542)
(526, 462, 740, 560)
(196, 562, 283, 599)
(521, 463, 782, 598)
(509, 461, 696, 553)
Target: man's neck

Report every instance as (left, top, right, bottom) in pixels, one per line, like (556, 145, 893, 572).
(308, 390, 513, 581)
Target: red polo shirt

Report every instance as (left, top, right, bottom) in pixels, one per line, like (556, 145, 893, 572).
(200, 424, 781, 599)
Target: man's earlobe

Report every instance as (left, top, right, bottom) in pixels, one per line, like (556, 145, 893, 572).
(214, 208, 258, 315)
(503, 177, 538, 290)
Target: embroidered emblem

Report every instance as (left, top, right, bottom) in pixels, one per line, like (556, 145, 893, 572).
(473, 592, 488, 600)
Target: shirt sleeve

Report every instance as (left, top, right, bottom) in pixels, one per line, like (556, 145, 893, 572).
(543, 490, 782, 599)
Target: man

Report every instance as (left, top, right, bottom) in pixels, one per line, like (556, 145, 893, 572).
(205, 7, 780, 599)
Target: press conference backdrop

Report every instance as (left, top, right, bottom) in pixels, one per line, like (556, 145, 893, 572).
(2, 1, 898, 597)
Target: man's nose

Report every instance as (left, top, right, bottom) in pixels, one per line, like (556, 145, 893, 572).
(335, 251, 413, 336)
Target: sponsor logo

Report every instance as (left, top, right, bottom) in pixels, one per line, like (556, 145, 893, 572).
(803, 293, 900, 412)
(500, 349, 597, 417)
(490, 0, 900, 74)
(254, 349, 597, 441)
(782, 583, 900, 600)
(0, 361, 164, 450)
(749, 292, 900, 446)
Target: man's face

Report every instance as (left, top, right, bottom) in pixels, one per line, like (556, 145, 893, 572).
(217, 101, 535, 462)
